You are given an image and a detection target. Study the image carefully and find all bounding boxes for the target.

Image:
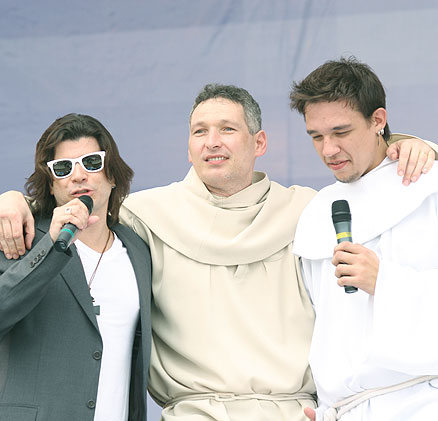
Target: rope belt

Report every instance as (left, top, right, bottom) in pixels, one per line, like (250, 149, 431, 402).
(165, 391, 316, 409)
(324, 375, 438, 421)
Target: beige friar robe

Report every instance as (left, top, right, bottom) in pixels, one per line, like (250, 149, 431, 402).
(119, 167, 317, 421)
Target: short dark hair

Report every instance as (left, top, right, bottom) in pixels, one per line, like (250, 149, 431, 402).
(25, 113, 134, 226)
(190, 83, 262, 135)
(290, 56, 391, 141)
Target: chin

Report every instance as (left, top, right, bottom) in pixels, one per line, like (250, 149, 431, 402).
(334, 172, 361, 184)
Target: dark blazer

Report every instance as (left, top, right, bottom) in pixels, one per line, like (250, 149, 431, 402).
(0, 217, 152, 421)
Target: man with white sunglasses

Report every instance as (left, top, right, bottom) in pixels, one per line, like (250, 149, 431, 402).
(0, 113, 151, 421)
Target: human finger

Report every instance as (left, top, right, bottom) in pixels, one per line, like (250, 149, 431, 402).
(423, 149, 436, 173)
(303, 407, 316, 421)
(385, 142, 400, 161)
(87, 215, 100, 227)
(23, 213, 36, 250)
(334, 261, 357, 278)
(406, 150, 430, 183)
(397, 139, 434, 184)
(411, 149, 436, 180)
(0, 214, 27, 259)
(49, 202, 90, 242)
(333, 241, 355, 254)
(395, 142, 411, 178)
(332, 250, 356, 267)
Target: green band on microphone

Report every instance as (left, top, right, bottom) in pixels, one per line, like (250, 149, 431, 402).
(60, 228, 75, 238)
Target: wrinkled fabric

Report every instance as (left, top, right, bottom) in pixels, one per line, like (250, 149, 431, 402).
(294, 159, 438, 420)
(120, 168, 317, 420)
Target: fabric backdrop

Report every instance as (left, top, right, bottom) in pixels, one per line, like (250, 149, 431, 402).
(1, 1, 437, 419)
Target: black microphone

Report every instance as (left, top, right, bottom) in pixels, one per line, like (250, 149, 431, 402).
(54, 195, 94, 252)
(331, 200, 357, 294)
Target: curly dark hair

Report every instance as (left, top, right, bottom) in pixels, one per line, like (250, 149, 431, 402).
(25, 113, 133, 226)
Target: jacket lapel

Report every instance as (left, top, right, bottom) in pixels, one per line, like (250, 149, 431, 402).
(35, 218, 99, 331)
(112, 224, 150, 314)
(61, 248, 100, 331)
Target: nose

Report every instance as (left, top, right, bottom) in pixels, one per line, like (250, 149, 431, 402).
(70, 162, 88, 182)
(321, 137, 341, 157)
(205, 129, 222, 149)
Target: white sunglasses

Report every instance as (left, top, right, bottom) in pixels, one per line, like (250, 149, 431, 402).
(47, 151, 106, 179)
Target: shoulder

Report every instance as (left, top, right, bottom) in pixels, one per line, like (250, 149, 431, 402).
(112, 223, 152, 283)
(288, 184, 317, 197)
(266, 181, 317, 215)
(286, 184, 318, 208)
(125, 182, 179, 204)
(112, 223, 150, 253)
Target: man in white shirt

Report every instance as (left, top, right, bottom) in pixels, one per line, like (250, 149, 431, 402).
(0, 113, 151, 420)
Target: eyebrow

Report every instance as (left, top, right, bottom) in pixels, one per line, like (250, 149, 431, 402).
(191, 119, 240, 128)
(307, 124, 352, 135)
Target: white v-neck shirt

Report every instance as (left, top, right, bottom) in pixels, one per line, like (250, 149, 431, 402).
(75, 232, 140, 421)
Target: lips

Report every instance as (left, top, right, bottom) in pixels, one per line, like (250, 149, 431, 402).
(205, 155, 228, 163)
(71, 189, 92, 196)
(327, 160, 348, 171)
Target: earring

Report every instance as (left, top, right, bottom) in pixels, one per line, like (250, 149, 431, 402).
(377, 128, 384, 136)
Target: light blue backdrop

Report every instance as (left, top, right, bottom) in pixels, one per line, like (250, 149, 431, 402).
(1, 1, 437, 419)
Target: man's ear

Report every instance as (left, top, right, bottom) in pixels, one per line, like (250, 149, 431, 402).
(254, 130, 267, 157)
(188, 149, 193, 163)
(373, 107, 387, 131)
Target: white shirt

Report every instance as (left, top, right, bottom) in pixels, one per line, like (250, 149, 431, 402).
(76, 233, 140, 421)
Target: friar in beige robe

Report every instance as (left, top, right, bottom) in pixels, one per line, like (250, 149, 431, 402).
(120, 167, 317, 420)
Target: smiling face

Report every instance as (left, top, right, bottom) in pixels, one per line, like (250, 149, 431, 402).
(304, 100, 387, 183)
(49, 136, 113, 219)
(188, 98, 267, 197)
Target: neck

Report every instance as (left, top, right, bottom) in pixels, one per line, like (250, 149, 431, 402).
(374, 144, 389, 169)
(364, 142, 388, 176)
(77, 220, 113, 252)
(205, 178, 253, 198)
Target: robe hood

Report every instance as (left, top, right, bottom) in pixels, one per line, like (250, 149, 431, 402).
(294, 159, 438, 260)
(122, 167, 316, 265)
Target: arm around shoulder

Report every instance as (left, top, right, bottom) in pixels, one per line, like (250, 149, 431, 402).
(387, 133, 438, 184)
(387, 133, 437, 152)
(0, 190, 35, 258)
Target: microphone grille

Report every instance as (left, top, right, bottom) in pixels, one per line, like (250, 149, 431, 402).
(331, 199, 351, 223)
(78, 195, 94, 214)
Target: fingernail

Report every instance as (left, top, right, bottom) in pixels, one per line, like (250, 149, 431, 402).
(5, 253, 11, 259)
(403, 179, 410, 186)
(411, 176, 417, 182)
(423, 168, 429, 173)
(398, 170, 404, 176)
